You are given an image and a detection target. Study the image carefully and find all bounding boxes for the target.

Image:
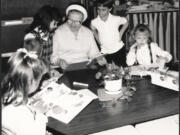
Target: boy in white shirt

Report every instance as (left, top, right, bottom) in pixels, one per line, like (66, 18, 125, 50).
(91, 0, 128, 66)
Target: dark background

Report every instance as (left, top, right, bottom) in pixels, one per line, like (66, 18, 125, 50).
(1, 0, 81, 20)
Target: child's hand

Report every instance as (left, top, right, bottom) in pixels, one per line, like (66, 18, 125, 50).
(46, 131, 53, 135)
(156, 56, 168, 64)
(50, 69, 61, 78)
(95, 72, 102, 79)
(97, 56, 107, 66)
(131, 43, 146, 50)
(156, 56, 167, 70)
(57, 58, 68, 70)
(157, 56, 169, 63)
(130, 43, 138, 50)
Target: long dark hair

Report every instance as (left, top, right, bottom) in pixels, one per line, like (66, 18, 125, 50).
(26, 5, 61, 33)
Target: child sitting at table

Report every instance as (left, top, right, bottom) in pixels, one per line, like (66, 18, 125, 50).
(24, 5, 61, 68)
(90, 0, 128, 67)
(23, 36, 62, 80)
(1, 48, 50, 135)
(23, 35, 43, 58)
(126, 24, 172, 69)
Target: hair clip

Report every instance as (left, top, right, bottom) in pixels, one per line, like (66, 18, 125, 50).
(17, 48, 28, 53)
(17, 48, 38, 59)
(27, 51, 38, 59)
(24, 33, 36, 40)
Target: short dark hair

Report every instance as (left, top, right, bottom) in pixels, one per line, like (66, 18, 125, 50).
(95, 0, 114, 8)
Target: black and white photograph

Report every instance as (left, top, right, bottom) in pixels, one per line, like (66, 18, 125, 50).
(1, 0, 179, 135)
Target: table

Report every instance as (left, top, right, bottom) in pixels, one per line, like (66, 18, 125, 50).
(47, 69, 179, 135)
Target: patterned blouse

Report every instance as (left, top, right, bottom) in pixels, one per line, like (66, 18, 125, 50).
(24, 26, 53, 65)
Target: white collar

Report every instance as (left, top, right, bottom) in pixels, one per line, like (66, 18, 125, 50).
(97, 13, 112, 22)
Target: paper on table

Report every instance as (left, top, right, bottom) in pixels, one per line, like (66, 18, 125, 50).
(150, 70, 179, 91)
(90, 125, 140, 135)
(28, 82, 98, 124)
(135, 114, 179, 135)
(46, 88, 97, 124)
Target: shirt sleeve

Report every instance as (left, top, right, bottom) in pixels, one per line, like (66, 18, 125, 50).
(151, 43, 172, 62)
(91, 19, 97, 29)
(24, 32, 36, 40)
(87, 31, 101, 59)
(126, 46, 137, 66)
(2, 106, 47, 135)
(118, 16, 128, 25)
(51, 31, 60, 65)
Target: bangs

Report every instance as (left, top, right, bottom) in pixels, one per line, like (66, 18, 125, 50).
(135, 30, 150, 37)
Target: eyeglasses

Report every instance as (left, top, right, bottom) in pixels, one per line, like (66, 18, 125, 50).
(67, 18, 82, 25)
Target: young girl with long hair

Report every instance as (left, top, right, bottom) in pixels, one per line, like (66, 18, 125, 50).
(1, 48, 49, 135)
(24, 5, 61, 67)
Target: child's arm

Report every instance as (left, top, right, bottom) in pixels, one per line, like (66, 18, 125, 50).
(90, 24, 101, 45)
(153, 43, 172, 63)
(119, 22, 128, 41)
(119, 16, 128, 41)
(126, 44, 137, 66)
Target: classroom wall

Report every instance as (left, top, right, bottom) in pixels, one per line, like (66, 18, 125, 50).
(1, 24, 29, 53)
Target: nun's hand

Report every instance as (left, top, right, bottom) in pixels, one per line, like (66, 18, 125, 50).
(97, 56, 107, 66)
(57, 58, 68, 70)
